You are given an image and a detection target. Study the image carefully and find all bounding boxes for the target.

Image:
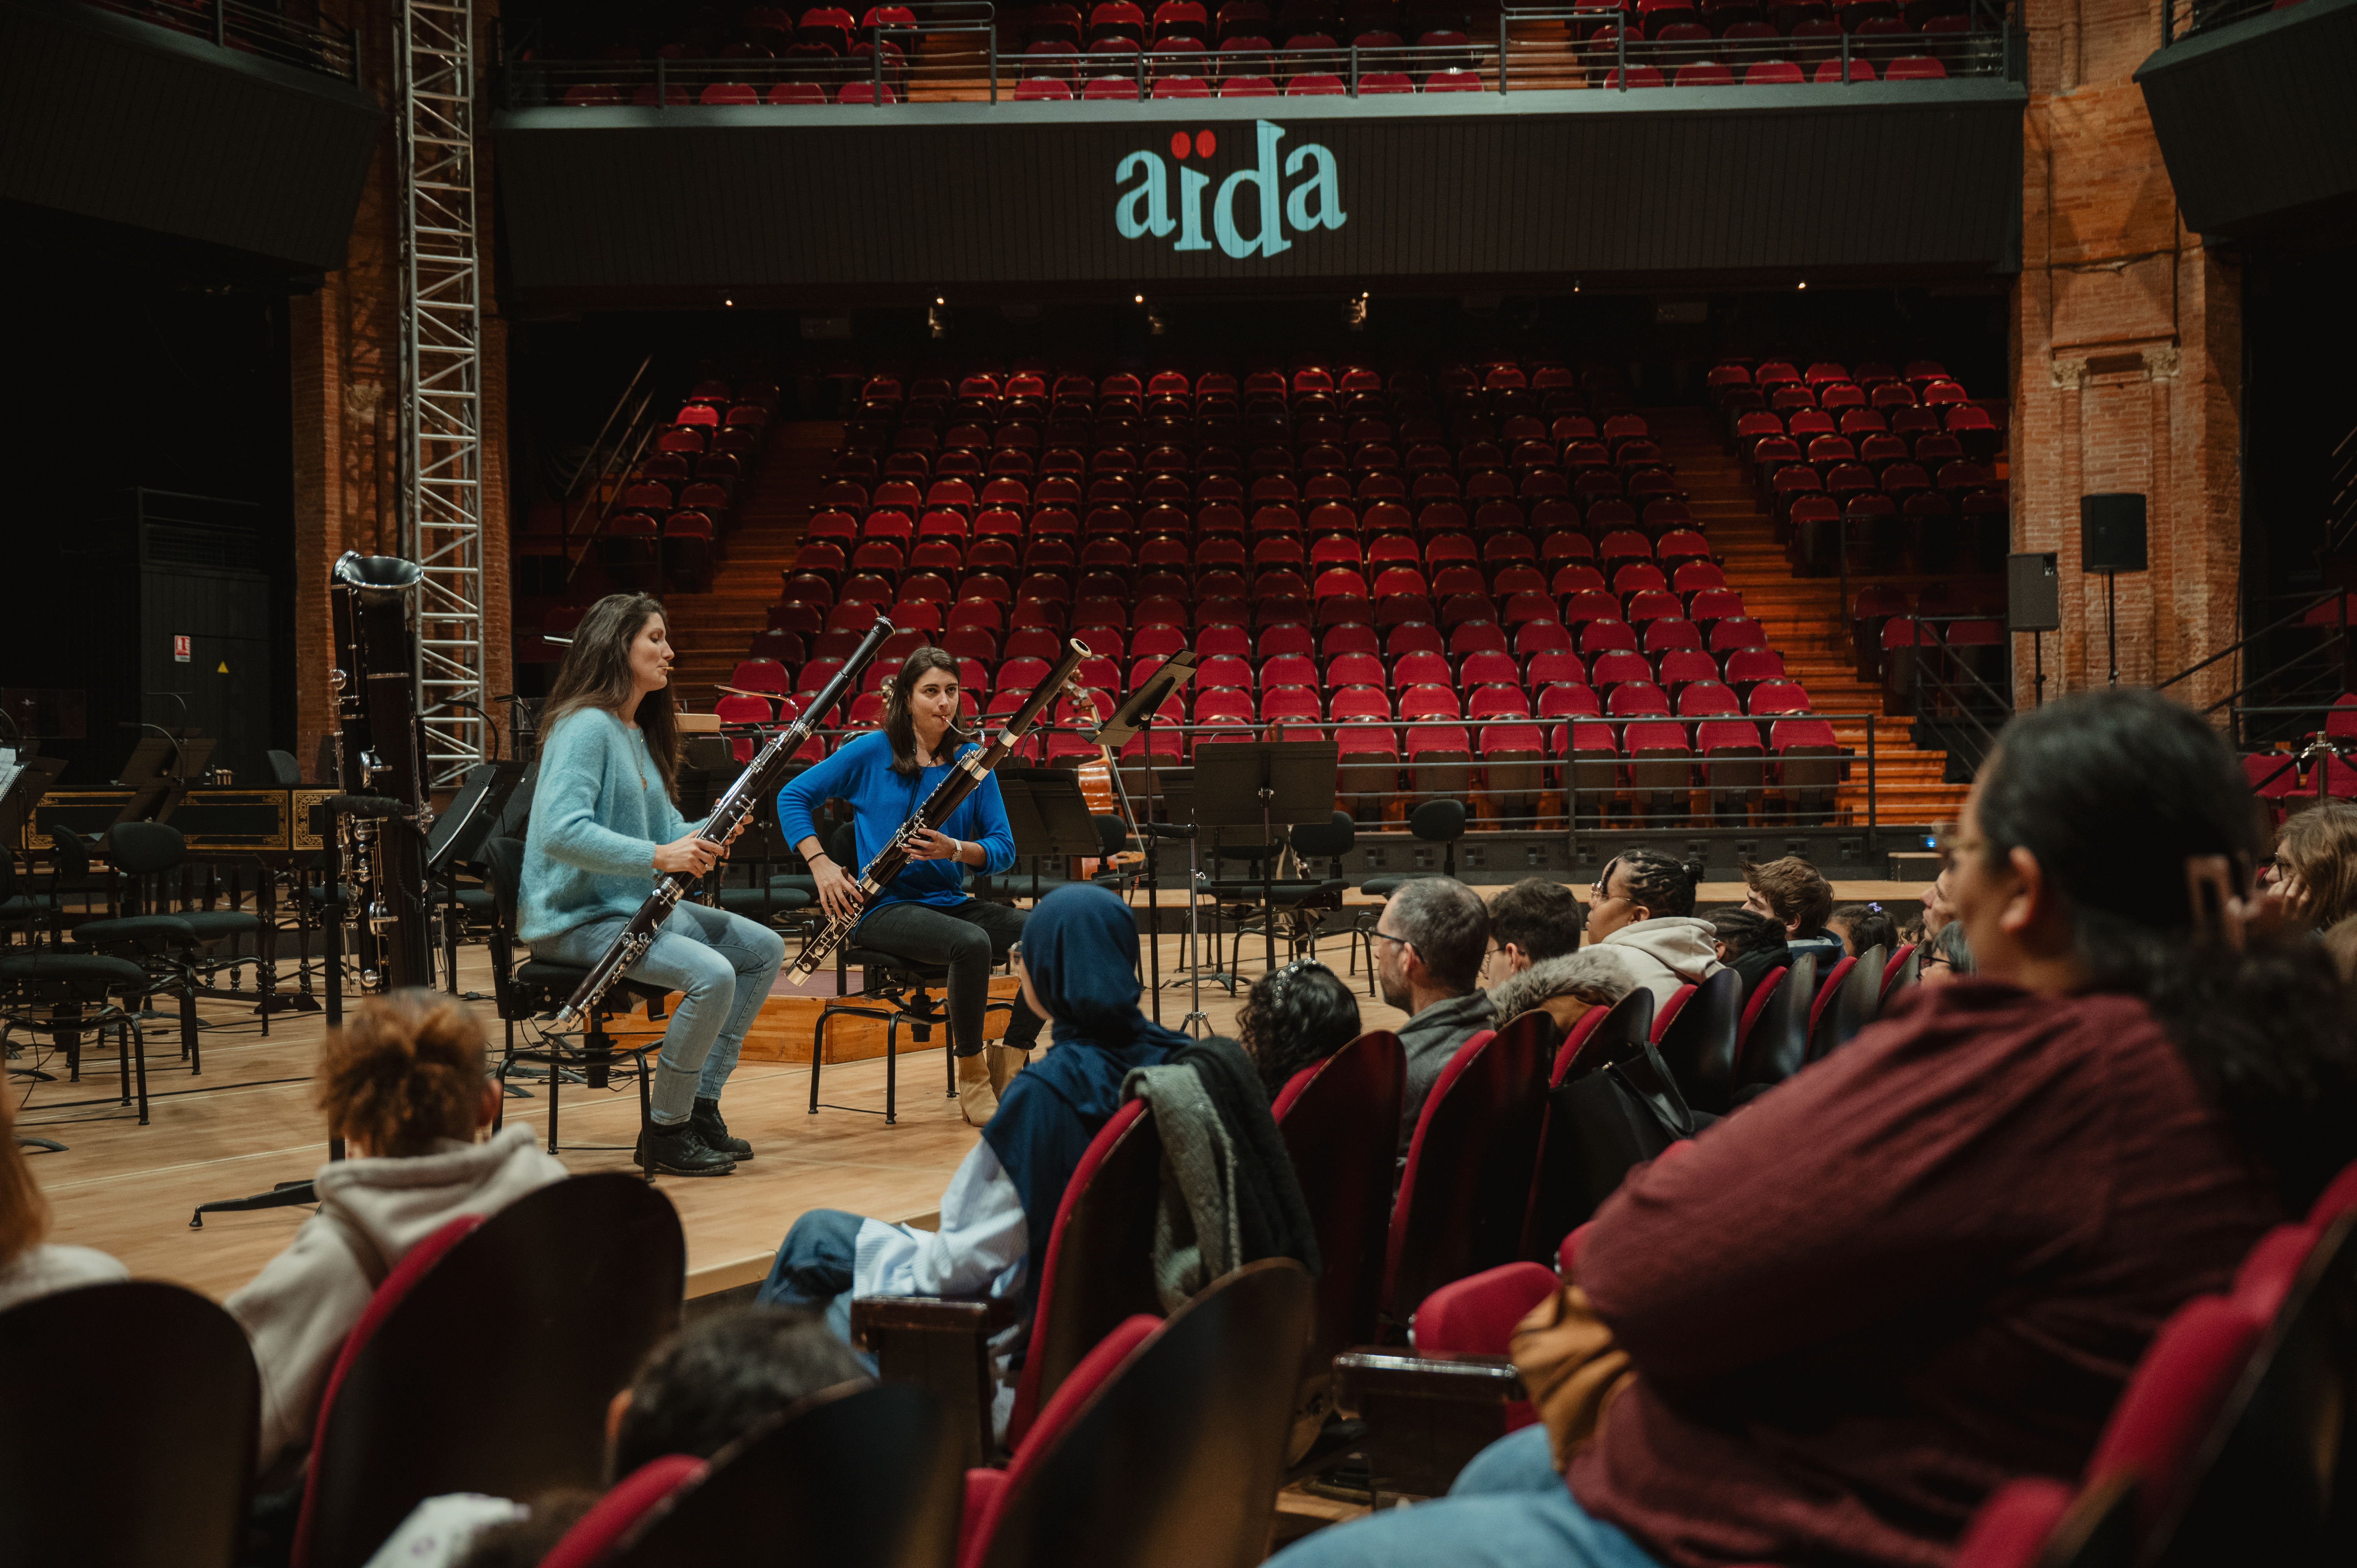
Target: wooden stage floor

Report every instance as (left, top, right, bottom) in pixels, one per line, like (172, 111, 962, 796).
(22, 881, 1920, 1304)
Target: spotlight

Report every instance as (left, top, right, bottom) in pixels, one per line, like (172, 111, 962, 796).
(1134, 293, 1145, 304)
(1573, 282, 1582, 293)
(723, 297, 735, 307)
(928, 302, 950, 339)
(935, 295, 945, 305)
(1797, 280, 1808, 290)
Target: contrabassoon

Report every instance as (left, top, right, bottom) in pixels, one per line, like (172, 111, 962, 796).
(328, 551, 433, 993)
(553, 616, 895, 1028)
(785, 638, 1090, 984)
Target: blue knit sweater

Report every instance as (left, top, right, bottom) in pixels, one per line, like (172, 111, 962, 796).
(519, 707, 707, 942)
(775, 729, 1016, 909)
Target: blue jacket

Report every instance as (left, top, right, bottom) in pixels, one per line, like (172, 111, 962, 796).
(775, 730, 1016, 908)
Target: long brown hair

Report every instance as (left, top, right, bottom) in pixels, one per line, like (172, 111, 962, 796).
(0, 1093, 49, 1271)
(2277, 800, 2357, 930)
(539, 593, 680, 802)
(317, 989, 490, 1157)
(882, 646, 973, 776)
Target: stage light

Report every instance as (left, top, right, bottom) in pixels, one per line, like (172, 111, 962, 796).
(1134, 293, 1145, 303)
(723, 297, 735, 307)
(935, 295, 945, 305)
(1797, 280, 1808, 290)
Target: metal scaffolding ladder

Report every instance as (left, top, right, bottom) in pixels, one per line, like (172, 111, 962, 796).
(399, 0, 487, 786)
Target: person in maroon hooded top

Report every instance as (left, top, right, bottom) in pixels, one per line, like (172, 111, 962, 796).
(1273, 687, 2357, 1568)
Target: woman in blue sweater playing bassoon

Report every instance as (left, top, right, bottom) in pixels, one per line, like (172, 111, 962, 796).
(521, 594, 785, 1177)
(777, 646, 1045, 1125)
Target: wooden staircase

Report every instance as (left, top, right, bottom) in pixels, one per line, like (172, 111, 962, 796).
(1648, 406, 1970, 828)
(663, 421, 840, 705)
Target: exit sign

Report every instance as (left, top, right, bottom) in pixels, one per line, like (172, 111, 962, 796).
(173, 635, 190, 662)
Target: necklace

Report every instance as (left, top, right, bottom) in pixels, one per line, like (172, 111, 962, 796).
(627, 727, 648, 790)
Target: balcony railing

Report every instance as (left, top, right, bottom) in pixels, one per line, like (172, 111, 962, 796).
(81, 0, 362, 84)
(2161, 0, 2293, 43)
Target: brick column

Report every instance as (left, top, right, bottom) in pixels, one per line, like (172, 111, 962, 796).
(2011, 0, 2242, 715)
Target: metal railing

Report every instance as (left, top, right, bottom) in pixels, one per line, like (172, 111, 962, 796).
(558, 356, 666, 584)
(504, 12, 2016, 106)
(80, 0, 362, 83)
(2161, 0, 2290, 43)
(2159, 585, 2353, 748)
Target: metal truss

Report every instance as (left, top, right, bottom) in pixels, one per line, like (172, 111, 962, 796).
(399, 0, 486, 786)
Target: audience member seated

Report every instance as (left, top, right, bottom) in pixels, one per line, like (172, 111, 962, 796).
(1706, 907, 1788, 1005)
(2326, 914, 2357, 981)
(1272, 687, 2357, 1568)
(1740, 855, 1844, 968)
(1483, 878, 1588, 985)
(2268, 798, 2357, 932)
(1903, 853, 1959, 946)
(229, 990, 567, 1480)
(1919, 917, 1975, 984)
(1241, 959, 1363, 1099)
(1827, 901, 1900, 959)
(1486, 951, 1634, 1035)
(0, 1090, 126, 1311)
(757, 884, 1189, 1434)
(1373, 877, 1493, 1161)
(378, 1305, 873, 1568)
(1578, 851, 1722, 1011)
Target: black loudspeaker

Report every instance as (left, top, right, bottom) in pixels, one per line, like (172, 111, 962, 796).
(2007, 552, 2061, 632)
(2080, 494, 2149, 574)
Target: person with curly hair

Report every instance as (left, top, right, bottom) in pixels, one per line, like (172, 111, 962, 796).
(1580, 850, 1723, 1011)
(1239, 960, 1363, 1100)
(2269, 799, 2357, 933)
(228, 990, 566, 1479)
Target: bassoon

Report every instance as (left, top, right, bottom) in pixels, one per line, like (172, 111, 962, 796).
(786, 638, 1090, 984)
(552, 616, 895, 1028)
(328, 552, 433, 993)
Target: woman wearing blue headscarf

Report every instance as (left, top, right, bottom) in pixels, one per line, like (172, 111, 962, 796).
(757, 884, 1187, 1425)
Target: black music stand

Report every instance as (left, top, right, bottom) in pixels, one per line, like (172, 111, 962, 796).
(1090, 652, 1197, 1023)
(1151, 768, 1226, 1036)
(113, 735, 214, 823)
(0, 752, 65, 861)
(994, 768, 1109, 902)
(428, 761, 527, 997)
(1193, 741, 1341, 977)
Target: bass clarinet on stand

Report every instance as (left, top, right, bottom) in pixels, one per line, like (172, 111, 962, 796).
(555, 616, 896, 1027)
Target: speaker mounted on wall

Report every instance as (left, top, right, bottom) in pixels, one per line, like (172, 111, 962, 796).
(2080, 494, 2149, 574)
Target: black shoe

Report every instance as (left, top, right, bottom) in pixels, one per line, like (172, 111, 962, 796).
(638, 1121, 736, 1177)
(691, 1097, 754, 1161)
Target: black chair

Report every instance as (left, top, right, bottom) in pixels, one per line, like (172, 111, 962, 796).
(99, 821, 274, 1027)
(1203, 810, 1354, 973)
(480, 836, 671, 1170)
(1806, 943, 1885, 1061)
(266, 749, 305, 786)
(0, 946, 154, 1128)
(810, 824, 1012, 1126)
(1732, 951, 1818, 1097)
(0, 1281, 259, 1568)
(0, 849, 58, 945)
(293, 1172, 686, 1568)
(1348, 798, 1465, 992)
(48, 827, 205, 1070)
(596, 1383, 963, 1568)
(1654, 966, 1742, 1112)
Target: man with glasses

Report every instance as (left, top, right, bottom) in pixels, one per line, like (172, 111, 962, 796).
(1373, 877, 1492, 1165)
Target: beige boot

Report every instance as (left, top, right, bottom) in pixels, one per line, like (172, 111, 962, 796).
(956, 1049, 1000, 1126)
(986, 1042, 1029, 1096)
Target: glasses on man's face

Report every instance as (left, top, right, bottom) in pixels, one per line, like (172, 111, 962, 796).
(1371, 930, 1410, 954)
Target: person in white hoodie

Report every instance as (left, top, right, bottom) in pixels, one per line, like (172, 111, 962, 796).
(228, 990, 567, 1480)
(1578, 849, 1724, 1010)
(0, 1090, 126, 1312)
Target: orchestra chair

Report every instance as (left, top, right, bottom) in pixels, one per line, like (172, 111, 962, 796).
(1805, 944, 1885, 1061)
(958, 1260, 1313, 1568)
(46, 827, 205, 1071)
(0, 849, 60, 946)
(95, 821, 275, 1029)
(290, 1173, 685, 1568)
(1347, 799, 1466, 993)
(0, 1281, 258, 1568)
(809, 825, 1012, 1127)
(1272, 1029, 1406, 1472)
(540, 1384, 961, 1568)
(1652, 966, 1742, 1112)
(0, 943, 154, 1129)
(1880, 941, 1921, 1004)
(481, 837, 671, 1173)
(854, 1099, 1165, 1470)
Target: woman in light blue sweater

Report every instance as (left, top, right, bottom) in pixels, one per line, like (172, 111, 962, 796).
(521, 594, 784, 1177)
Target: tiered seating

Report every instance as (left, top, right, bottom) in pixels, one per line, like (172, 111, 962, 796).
(725, 354, 1872, 826)
(1011, 0, 1487, 97)
(601, 375, 777, 589)
(1708, 355, 2009, 577)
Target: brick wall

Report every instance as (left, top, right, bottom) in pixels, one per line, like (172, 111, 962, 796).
(2012, 0, 2241, 712)
(292, 0, 512, 779)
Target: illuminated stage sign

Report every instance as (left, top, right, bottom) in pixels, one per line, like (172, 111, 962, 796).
(1115, 122, 1347, 257)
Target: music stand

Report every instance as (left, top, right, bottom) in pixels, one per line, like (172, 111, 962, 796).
(0, 751, 65, 855)
(1090, 652, 1196, 1022)
(1151, 768, 1227, 1037)
(1193, 741, 1341, 976)
(113, 734, 214, 823)
(994, 768, 1105, 902)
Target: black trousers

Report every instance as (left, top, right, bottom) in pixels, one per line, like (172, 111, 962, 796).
(854, 897, 1044, 1057)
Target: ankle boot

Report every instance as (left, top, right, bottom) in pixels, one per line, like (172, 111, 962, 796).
(986, 1043, 1029, 1096)
(638, 1119, 736, 1177)
(956, 1049, 1000, 1127)
(691, 1097, 753, 1161)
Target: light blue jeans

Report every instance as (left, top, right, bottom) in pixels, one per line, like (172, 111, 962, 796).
(533, 900, 784, 1123)
(1269, 1427, 1663, 1568)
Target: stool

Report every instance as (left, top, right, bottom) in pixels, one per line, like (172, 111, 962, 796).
(811, 946, 1012, 1126)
